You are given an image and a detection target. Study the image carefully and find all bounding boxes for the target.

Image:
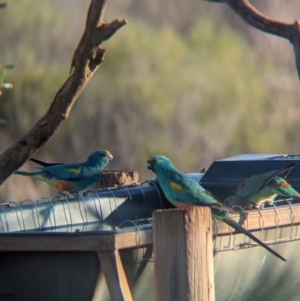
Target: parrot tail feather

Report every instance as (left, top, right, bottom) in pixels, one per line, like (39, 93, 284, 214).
(213, 210, 286, 262)
(14, 171, 34, 176)
(293, 194, 300, 201)
(14, 171, 45, 181)
(30, 158, 61, 167)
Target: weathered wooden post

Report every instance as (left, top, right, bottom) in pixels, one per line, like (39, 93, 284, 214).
(153, 207, 215, 301)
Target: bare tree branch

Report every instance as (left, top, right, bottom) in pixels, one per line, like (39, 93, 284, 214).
(0, 0, 126, 184)
(206, 0, 300, 79)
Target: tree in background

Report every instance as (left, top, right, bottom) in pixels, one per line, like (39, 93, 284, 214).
(0, 2, 13, 124)
(0, 0, 299, 201)
(0, 0, 126, 200)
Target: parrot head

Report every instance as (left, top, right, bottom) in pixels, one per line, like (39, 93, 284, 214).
(87, 150, 113, 166)
(146, 155, 174, 173)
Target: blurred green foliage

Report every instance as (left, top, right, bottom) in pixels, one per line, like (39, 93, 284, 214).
(0, 3, 13, 123)
(0, 0, 298, 201)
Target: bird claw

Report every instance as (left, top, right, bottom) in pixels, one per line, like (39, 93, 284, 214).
(52, 192, 70, 201)
(72, 192, 82, 198)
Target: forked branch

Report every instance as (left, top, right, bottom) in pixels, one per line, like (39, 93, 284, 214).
(0, 0, 126, 184)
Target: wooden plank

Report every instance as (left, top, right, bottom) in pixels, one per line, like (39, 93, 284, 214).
(91, 262, 105, 301)
(0, 234, 115, 251)
(0, 230, 152, 252)
(153, 207, 215, 301)
(115, 229, 152, 249)
(98, 250, 133, 301)
(215, 203, 300, 235)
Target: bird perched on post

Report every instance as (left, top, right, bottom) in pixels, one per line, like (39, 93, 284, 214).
(224, 163, 300, 209)
(147, 155, 286, 261)
(14, 150, 113, 193)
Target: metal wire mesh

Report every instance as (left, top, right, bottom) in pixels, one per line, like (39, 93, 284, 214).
(213, 198, 300, 253)
(0, 181, 166, 233)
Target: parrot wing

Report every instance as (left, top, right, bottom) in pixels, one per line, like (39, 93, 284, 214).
(272, 162, 299, 180)
(168, 172, 235, 213)
(237, 163, 298, 199)
(44, 164, 84, 180)
(166, 171, 286, 260)
(236, 170, 276, 198)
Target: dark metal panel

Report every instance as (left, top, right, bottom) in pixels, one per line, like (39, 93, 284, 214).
(0, 252, 100, 301)
(200, 153, 300, 199)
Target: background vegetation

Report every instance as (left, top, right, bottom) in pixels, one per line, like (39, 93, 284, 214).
(0, 0, 299, 201)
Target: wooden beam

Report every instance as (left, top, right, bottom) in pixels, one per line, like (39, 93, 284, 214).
(215, 204, 300, 235)
(91, 261, 105, 301)
(153, 207, 215, 301)
(0, 234, 114, 251)
(0, 230, 153, 252)
(115, 229, 152, 249)
(98, 250, 133, 301)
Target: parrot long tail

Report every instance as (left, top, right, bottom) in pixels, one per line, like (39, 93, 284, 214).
(212, 209, 286, 262)
(266, 162, 299, 183)
(14, 171, 36, 176)
(14, 171, 45, 182)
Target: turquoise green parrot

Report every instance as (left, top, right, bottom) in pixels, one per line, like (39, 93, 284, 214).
(225, 163, 300, 209)
(14, 150, 113, 193)
(147, 155, 286, 261)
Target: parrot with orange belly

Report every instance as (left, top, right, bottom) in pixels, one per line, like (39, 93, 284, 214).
(14, 150, 113, 193)
(225, 163, 300, 209)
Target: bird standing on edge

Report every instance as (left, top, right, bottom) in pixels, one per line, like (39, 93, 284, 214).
(225, 163, 300, 209)
(14, 150, 113, 193)
(146, 155, 286, 262)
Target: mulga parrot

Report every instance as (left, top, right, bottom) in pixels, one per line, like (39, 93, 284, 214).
(225, 163, 300, 209)
(146, 155, 286, 261)
(14, 150, 113, 193)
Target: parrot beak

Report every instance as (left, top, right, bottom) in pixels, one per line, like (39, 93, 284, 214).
(105, 151, 113, 161)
